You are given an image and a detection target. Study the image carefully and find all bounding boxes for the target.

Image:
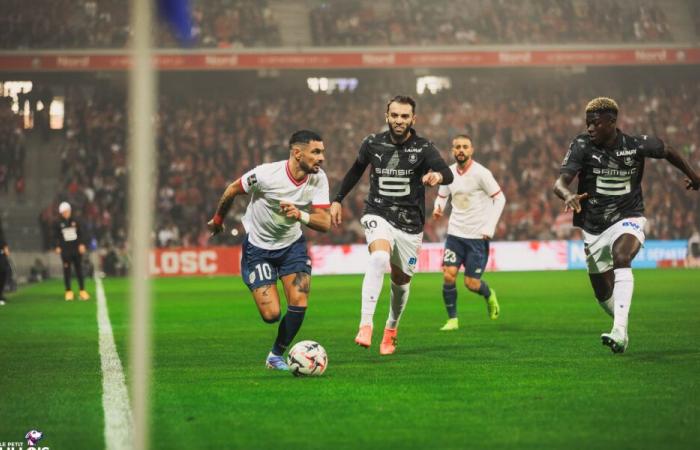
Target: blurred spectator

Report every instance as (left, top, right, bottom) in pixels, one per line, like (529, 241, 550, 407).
(310, 0, 676, 46)
(0, 0, 681, 49)
(45, 72, 700, 248)
(29, 258, 49, 282)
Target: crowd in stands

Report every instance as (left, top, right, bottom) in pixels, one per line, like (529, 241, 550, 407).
(1, 0, 680, 49)
(38, 73, 699, 250)
(310, 0, 674, 46)
(0, 0, 279, 49)
(0, 97, 26, 195)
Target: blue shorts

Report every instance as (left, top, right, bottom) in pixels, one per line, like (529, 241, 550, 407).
(240, 235, 311, 291)
(442, 235, 489, 279)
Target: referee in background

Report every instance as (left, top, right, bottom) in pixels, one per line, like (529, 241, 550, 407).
(55, 202, 90, 301)
(0, 217, 10, 306)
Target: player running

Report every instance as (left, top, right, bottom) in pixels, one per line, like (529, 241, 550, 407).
(553, 97, 699, 354)
(207, 130, 330, 370)
(432, 135, 505, 331)
(330, 95, 453, 355)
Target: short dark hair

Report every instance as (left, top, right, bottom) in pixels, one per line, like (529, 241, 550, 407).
(453, 134, 472, 142)
(386, 95, 416, 114)
(289, 130, 323, 149)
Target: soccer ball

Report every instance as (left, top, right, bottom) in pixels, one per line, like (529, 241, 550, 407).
(287, 340, 328, 377)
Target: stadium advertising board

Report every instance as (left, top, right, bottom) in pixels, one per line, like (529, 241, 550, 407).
(1, 47, 699, 71)
(148, 240, 688, 277)
(567, 240, 688, 269)
(149, 247, 240, 277)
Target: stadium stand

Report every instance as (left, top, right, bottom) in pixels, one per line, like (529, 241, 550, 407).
(36, 71, 699, 248)
(0, 0, 685, 49)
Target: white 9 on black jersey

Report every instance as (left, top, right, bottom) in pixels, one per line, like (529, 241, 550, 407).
(378, 176, 411, 197)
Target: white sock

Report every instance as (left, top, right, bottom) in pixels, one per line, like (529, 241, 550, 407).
(598, 296, 614, 317)
(612, 268, 634, 333)
(360, 250, 389, 327)
(386, 282, 410, 330)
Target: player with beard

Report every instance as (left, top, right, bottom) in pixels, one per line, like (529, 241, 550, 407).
(553, 97, 699, 354)
(432, 135, 505, 330)
(208, 130, 331, 370)
(330, 95, 453, 355)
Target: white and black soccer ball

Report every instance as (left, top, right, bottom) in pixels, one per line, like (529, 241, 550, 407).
(287, 340, 328, 377)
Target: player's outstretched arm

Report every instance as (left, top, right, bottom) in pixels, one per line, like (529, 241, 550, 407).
(280, 202, 331, 233)
(553, 173, 588, 213)
(331, 158, 368, 227)
(664, 146, 700, 190)
(208, 178, 246, 236)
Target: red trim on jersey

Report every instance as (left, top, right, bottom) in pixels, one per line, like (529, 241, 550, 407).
(437, 194, 448, 198)
(312, 204, 331, 209)
(490, 189, 502, 198)
(286, 161, 308, 186)
(456, 160, 473, 175)
(237, 178, 245, 191)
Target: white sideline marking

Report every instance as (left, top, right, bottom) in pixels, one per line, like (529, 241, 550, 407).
(96, 276, 134, 450)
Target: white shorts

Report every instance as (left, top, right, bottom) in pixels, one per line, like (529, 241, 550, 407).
(582, 216, 646, 274)
(361, 214, 423, 276)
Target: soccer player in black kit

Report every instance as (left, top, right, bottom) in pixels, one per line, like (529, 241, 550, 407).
(55, 202, 90, 301)
(330, 95, 453, 355)
(553, 97, 699, 354)
(0, 217, 10, 306)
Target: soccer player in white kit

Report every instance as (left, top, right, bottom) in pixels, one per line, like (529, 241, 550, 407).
(208, 130, 331, 370)
(433, 135, 506, 330)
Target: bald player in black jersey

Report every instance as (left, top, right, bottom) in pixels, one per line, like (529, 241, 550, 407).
(331, 95, 453, 355)
(554, 97, 700, 354)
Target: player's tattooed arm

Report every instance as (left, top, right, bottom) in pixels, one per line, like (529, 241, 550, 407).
(553, 173, 588, 213)
(208, 178, 247, 235)
(664, 146, 700, 190)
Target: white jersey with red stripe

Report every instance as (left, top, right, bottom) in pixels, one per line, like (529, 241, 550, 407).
(434, 160, 505, 239)
(240, 160, 330, 250)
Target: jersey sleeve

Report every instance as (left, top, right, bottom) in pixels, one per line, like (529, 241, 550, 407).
(424, 143, 450, 172)
(239, 167, 263, 193)
(312, 172, 331, 208)
(560, 138, 584, 174)
(479, 168, 502, 197)
(636, 135, 666, 159)
(357, 135, 373, 165)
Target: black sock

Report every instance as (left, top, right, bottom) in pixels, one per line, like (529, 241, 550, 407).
(478, 280, 491, 299)
(442, 283, 457, 319)
(271, 305, 307, 356)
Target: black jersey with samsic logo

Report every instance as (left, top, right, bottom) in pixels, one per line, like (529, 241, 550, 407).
(560, 131, 666, 234)
(55, 217, 84, 253)
(357, 130, 450, 234)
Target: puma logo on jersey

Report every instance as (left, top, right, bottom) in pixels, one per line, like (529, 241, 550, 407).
(592, 154, 603, 164)
(373, 153, 382, 162)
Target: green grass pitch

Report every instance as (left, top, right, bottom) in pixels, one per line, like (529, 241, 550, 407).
(1, 269, 699, 449)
